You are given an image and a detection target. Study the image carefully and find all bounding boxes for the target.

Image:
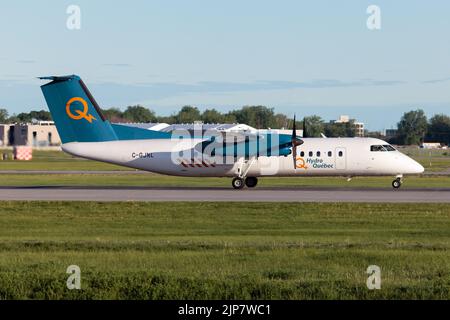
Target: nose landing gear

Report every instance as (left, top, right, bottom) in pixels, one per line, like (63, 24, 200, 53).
(392, 176, 402, 189)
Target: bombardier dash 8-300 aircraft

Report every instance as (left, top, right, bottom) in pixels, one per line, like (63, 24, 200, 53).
(39, 75, 424, 189)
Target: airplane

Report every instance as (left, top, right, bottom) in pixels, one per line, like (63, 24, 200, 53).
(39, 75, 424, 189)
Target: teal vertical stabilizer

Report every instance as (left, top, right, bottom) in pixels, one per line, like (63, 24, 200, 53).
(40, 75, 118, 143)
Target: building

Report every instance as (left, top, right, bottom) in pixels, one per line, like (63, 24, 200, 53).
(0, 121, 61, 148)
(331, 115, 365, 137)
(420, 142, 443, 149)
(354, 122, 365, 137)
(0, 125, 8, 147)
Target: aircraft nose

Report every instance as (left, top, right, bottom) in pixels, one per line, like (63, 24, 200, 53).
(416, 162, 425, 174)
(409, 159, 424, 174)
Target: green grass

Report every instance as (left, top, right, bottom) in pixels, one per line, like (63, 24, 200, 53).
(0, 173, 449, 188)
(0, 201, 449, 299)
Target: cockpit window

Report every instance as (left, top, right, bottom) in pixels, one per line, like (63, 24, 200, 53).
(370, 145, 387, 152)
(383, 144, 396, 151)
(371, 145, 396, 152)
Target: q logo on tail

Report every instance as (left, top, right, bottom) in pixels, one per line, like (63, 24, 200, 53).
(66, 97, 96, 123)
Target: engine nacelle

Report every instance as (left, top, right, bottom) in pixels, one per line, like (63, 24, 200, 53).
(278, 147, 292, 156)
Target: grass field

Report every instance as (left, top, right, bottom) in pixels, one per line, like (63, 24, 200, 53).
(0, 201, 448, 299)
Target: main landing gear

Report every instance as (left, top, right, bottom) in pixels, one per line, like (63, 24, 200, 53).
(245, 177, 258, 188)
(232, 177, 258, 189)
(232, 157, 258, 189)
(392, 176, 403, 189)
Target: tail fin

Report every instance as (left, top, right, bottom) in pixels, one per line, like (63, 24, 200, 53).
(40, 75, 117, 143)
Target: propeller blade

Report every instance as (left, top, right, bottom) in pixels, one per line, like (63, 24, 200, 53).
(291, 114, 303, 169)
(292, 144, 297, 168)
(292, 114, 296, 140)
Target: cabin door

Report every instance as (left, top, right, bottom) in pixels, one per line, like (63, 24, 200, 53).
(335, 147, 347, 170)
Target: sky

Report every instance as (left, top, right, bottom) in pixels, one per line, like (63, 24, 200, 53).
(0, 0, 449, 130)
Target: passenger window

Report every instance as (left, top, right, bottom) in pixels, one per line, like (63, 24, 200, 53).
(309, 151, 313, 157)
(300, 151, 304, 157)
(328, 151, 332, 157)
(338, 151, 343, 157)
(317, 151, 321, 157)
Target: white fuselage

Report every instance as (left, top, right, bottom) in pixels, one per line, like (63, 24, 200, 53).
(62, 137, 424, 178)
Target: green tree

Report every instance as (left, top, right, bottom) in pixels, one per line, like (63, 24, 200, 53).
(323, 121, 356, 137)
(427, 114, 450, 145)
(103, 108, 124, 122)
(123, 105, 156, 123)
(273, 113, 289, 129)
(175, 105, 201, 123)
(230, 105, 276, 129)
(6, 110, 52, 123)
(344, 120, 357, 137)
(156, 115, 176, 124)
(302, 115, 324, 137)
(222, 112, 237, 124)
(397, 109, 428, 145)
(324, 123, 344, 137)
(30, 110, 52, 121)
(366, 130, 383, 139)
(0, 108, 9, 123)
(16, 112, 32, 122)
(7, 115, 19, 123)
(201, 109, 224, 124)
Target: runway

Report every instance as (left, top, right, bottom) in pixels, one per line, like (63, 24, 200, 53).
(0, 186, 450, 202)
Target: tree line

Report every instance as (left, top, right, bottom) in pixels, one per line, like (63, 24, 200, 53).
(392, 109, 450, 146)
(0, 105, 292, 129)
(1, 106, 449, 146)
(298, 110, 450, 146)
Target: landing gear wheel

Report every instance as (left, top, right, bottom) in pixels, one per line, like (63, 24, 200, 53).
(245, 177, 258, 188)
(232, 177, 245, 189)
(392, 178, 402, 189)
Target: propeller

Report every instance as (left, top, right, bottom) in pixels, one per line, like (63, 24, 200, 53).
(291, 114, 304, 168)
